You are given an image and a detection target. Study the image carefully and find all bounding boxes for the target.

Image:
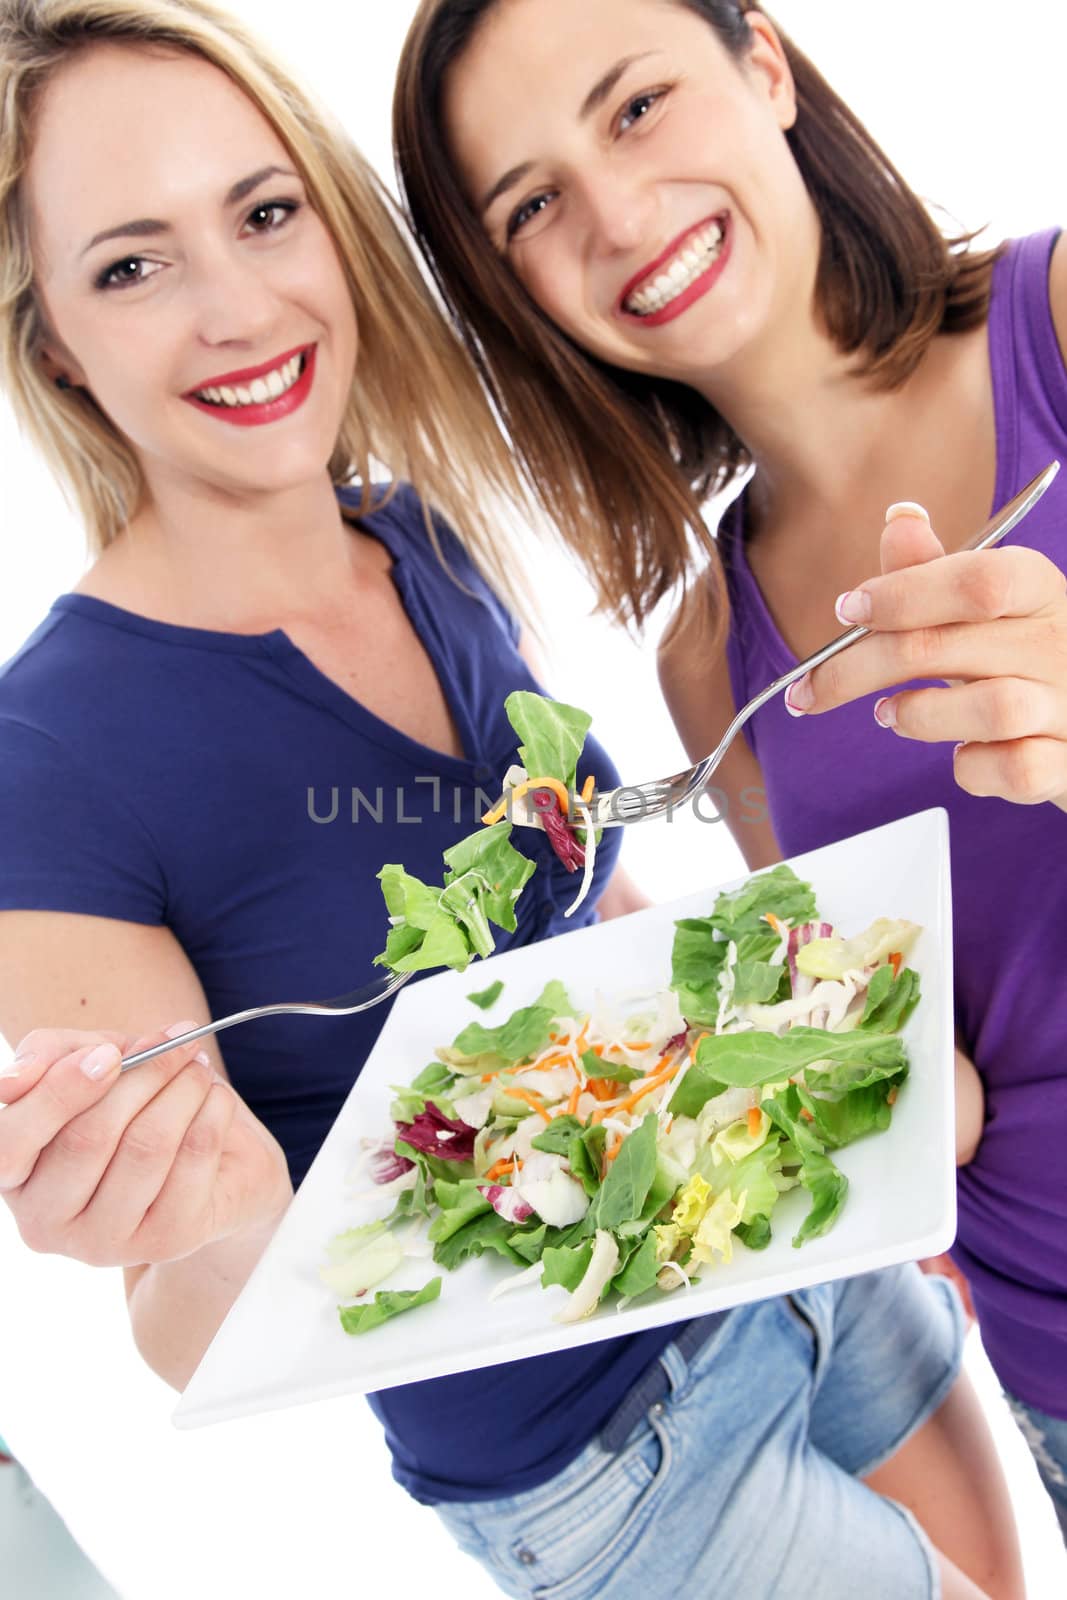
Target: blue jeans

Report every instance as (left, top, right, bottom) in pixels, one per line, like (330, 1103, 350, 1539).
(1003, 1390, 1067, 1544)
(435, 1265, 964, 1600)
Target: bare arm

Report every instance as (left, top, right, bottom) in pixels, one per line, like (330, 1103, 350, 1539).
(954, 1044, 985, 1167)
(658, 576, 783, 872)
(0, 911, 292, 1389)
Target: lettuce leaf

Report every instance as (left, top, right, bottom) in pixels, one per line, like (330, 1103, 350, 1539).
(612, 1229, 661, 1297)
(669, 1027, 908, 1116)
(467, 979, 505, 1011)
(338, 1276, 441, 1335)
(858, 965, 921, 1033)
(764, 1087, 849, 1245)
(505, 690, 591, 792)
(669, 865, 813, 1023)
(591, 1114, 659, 1230)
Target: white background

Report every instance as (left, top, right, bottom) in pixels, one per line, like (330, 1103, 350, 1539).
(1, 2, 1065, 1595)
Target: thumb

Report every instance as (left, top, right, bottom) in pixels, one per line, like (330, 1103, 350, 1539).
(880, 501, 946, 575)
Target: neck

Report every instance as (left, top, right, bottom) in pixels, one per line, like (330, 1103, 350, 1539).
(692, 307, 991, 543)
(696, 308, 899, 520)
(91, 471, 370, 631)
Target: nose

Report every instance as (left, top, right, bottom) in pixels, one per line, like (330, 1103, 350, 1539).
(576, 169, 657, 256)
(187, 246, 282, 350)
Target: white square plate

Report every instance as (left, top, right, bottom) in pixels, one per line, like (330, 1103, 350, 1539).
(175, 807, 954, 1429)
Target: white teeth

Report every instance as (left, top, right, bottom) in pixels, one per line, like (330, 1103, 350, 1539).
(624, 224, 726, 317)
(194, 351, 307, 408)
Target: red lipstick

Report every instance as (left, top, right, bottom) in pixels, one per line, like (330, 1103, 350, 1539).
(618, 215, 731, 329)
(183, 344, 316, 429)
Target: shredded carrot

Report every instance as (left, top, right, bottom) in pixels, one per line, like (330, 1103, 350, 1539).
(610, 1063, 681, 1118)
(689, 1032, 710, 1064)
(889, 951, 903, 978)
(764, 911, 784, 934)
(605, 1132, 623, 1163)
(484, 1157, 516, 1182)
(747, 1107, 763, 1138)
(626, 1040, 653, 1051)
(586, 1076, 620, 1101)
(887, 1086, 899, 1106)
(507, 1086, 553, 1123)
(575, 1018, 590, 1054)
(580, 774, 595, 804)
(590, 1043, 605, 1057)
(482, 775, 571, 826)
(565, 1082, 582, 1117)
(531, 1050, 573, 1072)
(799, 1107, 815, 1122)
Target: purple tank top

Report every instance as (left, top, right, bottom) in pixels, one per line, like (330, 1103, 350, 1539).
(721, 229, 1067, 1418)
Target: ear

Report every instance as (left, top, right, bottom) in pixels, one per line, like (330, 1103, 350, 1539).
(742, 11, 798, 132)
(35, 311, 87, 389)
(37, 342, 87, 390)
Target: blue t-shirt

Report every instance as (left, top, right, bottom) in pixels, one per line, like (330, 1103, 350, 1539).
(0, 484, 684, 1502)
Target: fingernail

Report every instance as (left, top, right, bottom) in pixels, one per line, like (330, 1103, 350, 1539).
(835, 589, 871, 625)
(885, 501, 930, 524)
(81, 1043, 121, 1080)
(195, 1051, 212, 1068)
(785, 677, 814, 717)
(873, 697, 896, 729)
(953, 742, 966, 758)
(164, 1020, 201, 1040)
(0, 1048, 37, 1080)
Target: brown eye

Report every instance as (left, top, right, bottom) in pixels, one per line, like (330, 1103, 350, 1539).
(617, 89, 667, 134)
(96, 256, 163, 290)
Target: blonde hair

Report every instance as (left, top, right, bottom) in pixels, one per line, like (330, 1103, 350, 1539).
(0, 0, 533, 613)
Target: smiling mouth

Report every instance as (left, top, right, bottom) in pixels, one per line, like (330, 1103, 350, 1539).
(623, 217, 726, 317)
(192, 349, 308, 408)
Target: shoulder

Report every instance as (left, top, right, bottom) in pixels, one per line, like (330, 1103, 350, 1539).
(1048, 230, 1067, 367)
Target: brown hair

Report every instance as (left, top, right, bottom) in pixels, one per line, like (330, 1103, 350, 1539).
(0, 0, 535, 619)
(394, 0, 1001, 631)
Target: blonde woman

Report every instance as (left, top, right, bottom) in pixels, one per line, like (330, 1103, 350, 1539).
(0, 0, 643, 1514)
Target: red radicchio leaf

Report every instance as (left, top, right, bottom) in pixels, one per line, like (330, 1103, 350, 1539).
(395, 1103, 477, 1163)
(369, 1141, 415, 1184)
(532, 788, 585, 873)
(478, 1184, 534, 1223)
(667, 1029, 689, 1053)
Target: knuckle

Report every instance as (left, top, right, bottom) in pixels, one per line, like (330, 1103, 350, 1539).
(986, 681, 1034, 741)
(179, 1113, 224, 1163)
(1001, 742, 1050, 804)
(116, 1119, 173, 1169)
(898, 625, 943, 675)
(54, 1117, 111, 1164)
(962, 558, 1006, 619)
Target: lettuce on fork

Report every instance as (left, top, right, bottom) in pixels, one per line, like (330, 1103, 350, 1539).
(328, 864, 924, 1337)
(374, 692, 599, 976)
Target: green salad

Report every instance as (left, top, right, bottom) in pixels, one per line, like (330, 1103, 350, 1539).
(325, 864, 921, 1336)
(374, 691, 600, 976)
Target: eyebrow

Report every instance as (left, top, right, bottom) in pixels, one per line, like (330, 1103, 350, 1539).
(479, 51, 661, 217)
(79, 165, 300, 257)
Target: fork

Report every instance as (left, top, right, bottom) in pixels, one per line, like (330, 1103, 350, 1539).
(583, 460, 1060, 829)
(120, 461, 1058, 1072)
(119, 968, 411, 1071)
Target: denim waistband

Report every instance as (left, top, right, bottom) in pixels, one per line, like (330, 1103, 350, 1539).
(598, 1311, 731, 1452)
